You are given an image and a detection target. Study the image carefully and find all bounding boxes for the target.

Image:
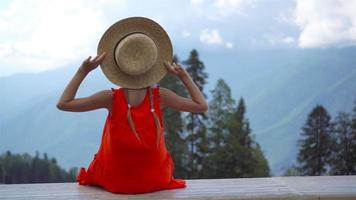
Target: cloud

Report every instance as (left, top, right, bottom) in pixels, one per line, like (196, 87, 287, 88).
(277, 7, 296, 25)
(200, 29, 223, 44)
(262, 33, 296, 46)
(225, 42, 234, 48)
(190, 0, 253, 20)
(215, 0, 246, 8)
(0, 0, 126, 77)
(191, 0, 205, 4)
(282, 36, 296, 44)
(293, 0, 356, 48)
(182, 30, 192, 38)
(199, 29, 233, 48)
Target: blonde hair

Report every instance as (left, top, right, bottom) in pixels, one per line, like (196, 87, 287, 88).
(124, 86, 162, 149)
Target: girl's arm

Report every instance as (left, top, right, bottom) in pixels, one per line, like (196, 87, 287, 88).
(56, 53, 111, 112)
(160, 61, 208, 113)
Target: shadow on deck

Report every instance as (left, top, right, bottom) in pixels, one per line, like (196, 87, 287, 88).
(0, 176, 355, 199)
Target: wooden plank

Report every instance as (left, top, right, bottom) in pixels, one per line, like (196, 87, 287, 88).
(0, 176, 355, 199)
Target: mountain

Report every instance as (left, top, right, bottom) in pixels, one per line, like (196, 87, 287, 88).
(1, 47, 355, 175)
(0, 63, 115, 170)
(200, 47, 356, 175)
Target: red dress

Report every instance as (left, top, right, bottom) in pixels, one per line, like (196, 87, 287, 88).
(76, 85, 186, 194)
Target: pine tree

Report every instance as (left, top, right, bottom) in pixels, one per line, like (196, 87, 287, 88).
(182, 49, 208, 178)
(159, 54, 189, 178)
(202, 78, 235, 178)
(250, 143, 270, 177)
(329, 112, 356, 175)
(226, 98, 255, 177)
(297, 105, 332, 175)
(222, 97, 271, 177)
(30, 151, 40, 183)
(0, 150, 76, 183)
(281, 164, 302, 176)
(350, 99, 356, 173)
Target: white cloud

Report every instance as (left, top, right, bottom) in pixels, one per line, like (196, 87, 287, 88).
(263, 33, 296, 46)
(225, 42, 234, 48)
(200, 29, 223, 44)
(277, 8, 295, 25)
(199, 29, 233, 49)
(190, 0, 253, 20)
(0, 0, 126, 77)
(282, 36, 296, 44)
(191, 0, 205, 5)
(293, 0, 356, 48)
(215, 0, 245, 8)
(182, 30, 191, 38)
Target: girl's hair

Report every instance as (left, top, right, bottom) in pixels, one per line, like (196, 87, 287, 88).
(124, 85, 162, 149)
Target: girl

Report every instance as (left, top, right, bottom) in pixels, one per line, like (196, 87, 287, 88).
(56, 53, 208, 194)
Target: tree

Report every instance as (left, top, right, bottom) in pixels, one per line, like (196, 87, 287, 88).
(182, 49, 208, 178)
(281, 164, 302, 176)
(0, 150, 76, 184)
(225, 98, 270, 177)
(250, 143, 270, 177)
(159, 54, 189, 178)
(297, 105, 332, 176)
(202, 78, 235, 178)
(329, 112, 356, 175)
(352, 99, 356, 172)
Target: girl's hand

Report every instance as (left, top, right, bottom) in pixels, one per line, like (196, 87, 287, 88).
(164, 61, 189, 79)
(79, 52, 106, 73)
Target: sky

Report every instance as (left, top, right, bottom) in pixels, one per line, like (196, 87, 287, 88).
(0, 0, 356, 77)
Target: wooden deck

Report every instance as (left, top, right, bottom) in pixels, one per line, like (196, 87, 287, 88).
(0, 176, 355, 199)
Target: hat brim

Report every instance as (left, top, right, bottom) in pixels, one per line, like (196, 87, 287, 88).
(97, 17, 172, 89)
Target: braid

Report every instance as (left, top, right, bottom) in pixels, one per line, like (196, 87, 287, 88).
(149, 86, 162, 149)
(124, 88, 142, 143)
(124, 86, 162, 148)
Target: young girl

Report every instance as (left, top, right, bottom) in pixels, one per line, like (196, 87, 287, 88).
(56, 53, 208, 194)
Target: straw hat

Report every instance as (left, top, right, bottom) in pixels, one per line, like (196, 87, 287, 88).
(97, 17, 172, 89)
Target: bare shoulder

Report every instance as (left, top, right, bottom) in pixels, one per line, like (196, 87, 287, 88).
(158, 86, 208, 113)
(95, 89, 112, 99)
(158, 87, 171, 109)
(92, 89, 113, 111)
(159, 86, 176, 95)
(158, 87, 169, 95)
(103, 89, 113, 97)
(158, 87, 181, 110)
(102, 89, 113, 111)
